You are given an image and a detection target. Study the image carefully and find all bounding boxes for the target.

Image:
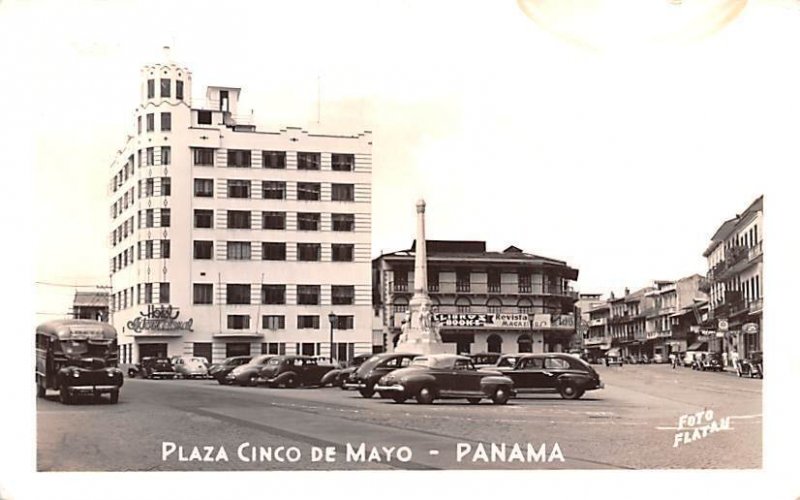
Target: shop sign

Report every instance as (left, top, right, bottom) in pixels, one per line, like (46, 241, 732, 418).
(742, 323, 759, 334)
(127, 304, 193, 333)
(532, 314, 551, 328)
(718, 319, 729, 331)
(432, 313, 530, 329)
(551, 314, 575, 329)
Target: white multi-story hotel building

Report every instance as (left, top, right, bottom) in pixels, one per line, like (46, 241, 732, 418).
(108, 58, 373, 364)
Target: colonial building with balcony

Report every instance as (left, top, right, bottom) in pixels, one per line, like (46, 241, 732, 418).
(108, 54, 373, 364)
(643, 275, 707, 358)
(372, 240, 580, 354)
(702, 195, 763, 358)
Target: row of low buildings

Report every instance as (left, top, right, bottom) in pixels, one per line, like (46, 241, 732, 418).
(96, 56, 762, 365)
(581, 195, 763, 363)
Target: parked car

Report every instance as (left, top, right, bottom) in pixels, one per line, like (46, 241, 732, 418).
(320, 353, 374, 388)
(693, 352, 723, 371)
(604, 348, 623, 366)
(493, 354, 521, 373)
(343, 352, 420, 398)
(736, 351, 763, 378)
(209, 356, 253, 384)
(470, 353, 501, 368)
(171, 356, 210, 379)
(652, 353, 665, 364)
(374, 354, 514, 405)
(128, 357, 177, 379)
(257, 355, 336, 388)
(226, 355, 275, 386)
(683, 342, 710, 367)
(505, 353, 604, 400)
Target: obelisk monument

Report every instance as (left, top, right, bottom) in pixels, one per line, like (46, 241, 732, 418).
(394, 199, 452, 354)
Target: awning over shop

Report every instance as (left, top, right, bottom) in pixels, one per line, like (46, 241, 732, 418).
(687, 341, 709, 351)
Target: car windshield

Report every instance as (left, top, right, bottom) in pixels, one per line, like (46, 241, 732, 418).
(61, 339, 111, 358)
(497, 356, 518, 367)
(267, 358, 282, 365)
(410, 357, 454, 369)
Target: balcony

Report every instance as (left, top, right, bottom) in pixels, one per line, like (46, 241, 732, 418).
(456, 283, 471, 293)
(749, 298, 763, 314)
(589, 317, 608, 326)
(393, 282, 409, 293)
(748, 241, 763, 261)
(427, 284, 439, 293)
(584, 336, 611, 346)
(487, 283, 501, 293)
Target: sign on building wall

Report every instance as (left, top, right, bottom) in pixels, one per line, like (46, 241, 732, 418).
(126, 304, 193, 333)
(432, 313, 575, 330)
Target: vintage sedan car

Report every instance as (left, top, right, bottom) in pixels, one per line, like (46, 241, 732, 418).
(257, 355, 336, 388)
(129, 357, 177, 379)
(209, 356, 253, 384)
(505, 353, 604, 400)
(492, 354, 521, 373)
(374, 354, 515, 405)
(470, 353, 501, 368)
(170, 356, 210, 379)
(320, 353, 374, 388)
(343, 352, 420, 398)
(604, 348, 624, 366)
(225, 355, 275, 386)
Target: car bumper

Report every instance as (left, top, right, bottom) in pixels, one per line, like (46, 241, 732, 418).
(67, 385, 120, 394)
(373, 384, 405, 393)
(151, 372, 176, 378)
(342, 381, 366, 390)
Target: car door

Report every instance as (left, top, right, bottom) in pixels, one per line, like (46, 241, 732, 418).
(511, 357, 548, 391)
(453, 358, 483, 393)
(542, 356, 571, 389)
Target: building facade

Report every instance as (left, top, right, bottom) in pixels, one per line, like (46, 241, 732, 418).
(72, 291, 109, 322)
(702, 195, 763, 359)
(373, 241, 579, 355)
(108, 58, 373, 364)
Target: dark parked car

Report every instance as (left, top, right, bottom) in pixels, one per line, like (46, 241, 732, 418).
(343, 352, 420, 398)
(736, 351, 763, 378)
(604, 348, 623, 366)
(320, 353, 374, 388)
(374, 354, 514, 405)
(505, 353, 604, 400)
(209, 356, 253, 384)
(226, 355, 275, 386)
(257, 355, 336, 388)
(128, 357, 177, 379)
(694, 352, 723, 372)
(470, 353, 501, 368)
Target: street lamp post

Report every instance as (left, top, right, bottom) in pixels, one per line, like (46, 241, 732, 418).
(328, 312, 337, 364)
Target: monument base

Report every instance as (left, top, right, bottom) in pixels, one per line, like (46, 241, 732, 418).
(394, 336, 453, 355)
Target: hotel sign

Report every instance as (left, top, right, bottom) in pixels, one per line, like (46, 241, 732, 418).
(127, 305, 193, 333)
(433, 313, 530, 329)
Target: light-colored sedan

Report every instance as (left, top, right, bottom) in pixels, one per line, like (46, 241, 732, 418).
(171, 356, 210, 379)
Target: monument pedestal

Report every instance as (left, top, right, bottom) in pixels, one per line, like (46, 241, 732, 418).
(394, 328, 452, 355)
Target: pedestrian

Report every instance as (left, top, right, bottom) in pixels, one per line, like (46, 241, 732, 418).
(670, 352, 678, 369)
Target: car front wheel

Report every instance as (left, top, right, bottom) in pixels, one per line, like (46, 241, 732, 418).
(559, 382, 583, 400)
(491, 387, 510, 405)
(359, 386, 375, 398)
(416, 385, 435, 404)
(392, 395, 407, 404)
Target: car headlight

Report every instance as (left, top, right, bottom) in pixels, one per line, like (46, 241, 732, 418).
(72, 371, 81, 378)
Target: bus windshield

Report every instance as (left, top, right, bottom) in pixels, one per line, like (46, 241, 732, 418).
(60, 339, 112, 358)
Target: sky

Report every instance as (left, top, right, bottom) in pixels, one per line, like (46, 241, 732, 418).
(4, 0, 800, 497)
(13, 0, 798, 321)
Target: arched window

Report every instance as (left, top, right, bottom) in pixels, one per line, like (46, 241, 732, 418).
(393, 297, 408, 314)
(517, 298, 533, 314)
(487, 334, 503, 353)
(517, 334, 532, 353)
(486, 298, 502, 315)
(455, 296, 471, 314)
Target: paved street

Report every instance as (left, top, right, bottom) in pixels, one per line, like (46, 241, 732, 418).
(37, 364, 761, 471)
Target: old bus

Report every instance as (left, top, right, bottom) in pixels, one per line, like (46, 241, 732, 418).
(35, 319, 124, 404)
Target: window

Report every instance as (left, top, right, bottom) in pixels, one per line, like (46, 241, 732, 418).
(160, 208, 171, 227)
(227, 210, 251, 229)
(262, 181, 286, 199)
(194, 209, 213, 228)
(332, 213, 355, 231)
(228, 179, 251, 198)
(262, 211, 286, 230)
(428, 271, 439, 293)
(517, 299, 533, 314)
(297, 285, 321, 305)
(226, 284, 251, 305)
(194, 178, 214, 197)
(197, 110, 212, 125)
(263, 151, 286, 169)
(297, 315, 320, 329)
(297, 212, 320, 231)
(193, 148, 215, 166)
(144, 240, 153, 259)
(393, 270, 408, 291)
(544, 357, 570, 369)
(194, 240, 213, 259)
(262, 242, 286, 261)
(144, 283, 153, 303)
(331, 183, 355, 201)
(227, 149, 251, 168)
(297, 243, 321, 261)
(456, 298, 471, 313)
(261, 285, 286, 305)
(488, 270, 501, 292)
(146, 147, 154, 166)
(335, 316, 355, 330)
(145, 209, 154, 228)
(159, 283, 170, 304)
(137, 115, 142, 134)
(393, 298, 408, 314)
(297, 182, 321, 201)
(518, 273, 532, 293)
(227, 241, 251, 260)
(193, 284, 213, 305)
(160, 78, 171, 98)
(331, 244, 354, 262)
(227, 315, 250, 330)
(176, 80, 184, 100)
(147, 79, 155, 99)
(456, 270, 471, 292)
(161, 146, 171, 166)
(161, 177, 171, 196)
(160, 112, 171, 132)
(331, 153, 354, 171)
(297, 152, 320, 170)
(332, 286, 355, 305)
(144, 178, 154, 197)
(160, 239, 170, 258)
(487, 299, 502, 315)
(146, 113, 154, 132)
(262, 316, 286, 330)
